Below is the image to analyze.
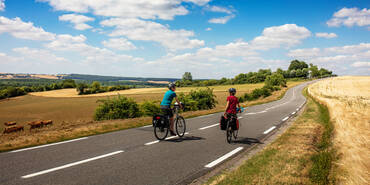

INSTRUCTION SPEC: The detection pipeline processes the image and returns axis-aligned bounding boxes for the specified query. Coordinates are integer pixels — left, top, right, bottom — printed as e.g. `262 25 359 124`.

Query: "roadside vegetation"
206 88 336 185
308 76 370 185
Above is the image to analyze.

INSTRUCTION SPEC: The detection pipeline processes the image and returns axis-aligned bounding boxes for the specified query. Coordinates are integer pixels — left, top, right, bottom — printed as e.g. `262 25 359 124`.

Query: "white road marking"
10 137 88 153
238 117 243 119
21 151 124 178
141 125 152 128
145 140 159 145
282 116 289 121
292 111 296 115
205 147 244 168
296 108 299 111
198 123 219 130
245 112 256 115
263 126 276 134
144 132 189 146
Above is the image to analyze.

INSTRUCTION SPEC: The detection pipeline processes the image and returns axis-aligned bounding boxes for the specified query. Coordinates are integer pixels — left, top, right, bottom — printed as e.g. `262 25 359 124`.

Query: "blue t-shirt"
161 90 177 106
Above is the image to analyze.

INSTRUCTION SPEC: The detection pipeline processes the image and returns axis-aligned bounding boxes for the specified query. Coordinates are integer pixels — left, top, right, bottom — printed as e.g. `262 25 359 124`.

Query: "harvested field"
0 81 303 151
308 76 370 185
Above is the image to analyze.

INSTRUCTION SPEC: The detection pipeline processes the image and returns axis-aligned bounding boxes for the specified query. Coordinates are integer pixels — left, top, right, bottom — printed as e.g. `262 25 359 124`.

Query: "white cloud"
251 24 311 50
102 38 136 51
327 7 370 28
0 16 56 41
351 62 370 67
208 14 235 24
13 47 67 62
206 5 233 14
315 32 337 39
59 14 94 30
0 0 5 11
288 43 370 75
205 27 212 31
100 18 204 51
38 0 210 20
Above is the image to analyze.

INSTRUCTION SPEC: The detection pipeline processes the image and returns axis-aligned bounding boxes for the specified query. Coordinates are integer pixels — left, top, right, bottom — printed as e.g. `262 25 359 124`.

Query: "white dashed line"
141 125 152 128
144 132 189 146
238 117 243 119
205 147 244 168
198 123 219 130
263 126 276 134
245 112 256 115
292 112 296 115
296 108 299 111
10 137 88 153
282 116 289 121
21 150 124 178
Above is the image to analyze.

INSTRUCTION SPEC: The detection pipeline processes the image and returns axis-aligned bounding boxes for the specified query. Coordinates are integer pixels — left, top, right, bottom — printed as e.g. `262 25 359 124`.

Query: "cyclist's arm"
175 96 183 109
224 100 230 116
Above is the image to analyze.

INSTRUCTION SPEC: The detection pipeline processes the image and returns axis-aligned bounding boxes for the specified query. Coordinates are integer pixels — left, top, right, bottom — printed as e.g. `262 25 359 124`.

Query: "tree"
309 63 320 78
62 79 76 88
182 72 193 81
76 83 88 95
265 73 287 87
91 81 101 93
288 60 308 71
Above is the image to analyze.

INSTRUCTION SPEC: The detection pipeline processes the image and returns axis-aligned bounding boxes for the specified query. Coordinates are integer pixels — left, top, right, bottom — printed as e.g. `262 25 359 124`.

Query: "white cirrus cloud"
206 5 234 14
315 32 337 39
327 7 370 28
208 14 235 24
102 38 136 51
351 62 370 67
100 18 204 51
0 16 56 41
59 14 94 30
38 0 210 20
251 24 311 50
0 0 5 11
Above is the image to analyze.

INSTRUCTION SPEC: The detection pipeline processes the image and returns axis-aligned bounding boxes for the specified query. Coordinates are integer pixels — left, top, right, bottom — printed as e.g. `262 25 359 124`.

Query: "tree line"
176 60 334 87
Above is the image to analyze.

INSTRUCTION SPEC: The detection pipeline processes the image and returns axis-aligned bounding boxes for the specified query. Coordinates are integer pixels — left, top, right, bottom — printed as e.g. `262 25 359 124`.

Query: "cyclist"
161 83 182 136
224 88 241 119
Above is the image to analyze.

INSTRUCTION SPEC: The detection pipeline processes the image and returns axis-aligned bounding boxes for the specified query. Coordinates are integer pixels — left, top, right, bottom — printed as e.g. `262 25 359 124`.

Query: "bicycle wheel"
226 121 233 143
175 116 186 137
154 119 168 140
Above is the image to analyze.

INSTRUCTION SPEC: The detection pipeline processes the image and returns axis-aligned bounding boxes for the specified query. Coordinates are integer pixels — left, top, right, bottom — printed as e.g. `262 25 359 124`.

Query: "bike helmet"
229 88 236 93
168 83 176 89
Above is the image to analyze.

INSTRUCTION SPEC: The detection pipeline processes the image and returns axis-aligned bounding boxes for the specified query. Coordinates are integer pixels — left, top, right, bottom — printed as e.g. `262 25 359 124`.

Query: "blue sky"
0 0 369 78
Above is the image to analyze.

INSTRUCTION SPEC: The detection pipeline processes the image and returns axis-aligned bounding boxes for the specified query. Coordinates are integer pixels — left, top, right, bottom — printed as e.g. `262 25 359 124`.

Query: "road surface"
0 81 311 185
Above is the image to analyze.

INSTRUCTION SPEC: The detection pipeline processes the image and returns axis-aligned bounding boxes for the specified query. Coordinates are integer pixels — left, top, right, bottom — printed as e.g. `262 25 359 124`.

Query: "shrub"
141 101 161 116
62 79 76 88
187 87 217 110
76 83 88 95
94 95 142 121
265 73 287 87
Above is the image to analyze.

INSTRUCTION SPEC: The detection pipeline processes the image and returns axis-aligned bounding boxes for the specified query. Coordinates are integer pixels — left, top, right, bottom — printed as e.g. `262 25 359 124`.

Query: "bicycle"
225 107 244 143
152 102 186 140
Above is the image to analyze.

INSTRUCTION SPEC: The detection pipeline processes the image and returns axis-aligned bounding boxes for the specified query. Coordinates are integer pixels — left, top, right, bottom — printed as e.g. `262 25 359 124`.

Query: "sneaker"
170 130 176 136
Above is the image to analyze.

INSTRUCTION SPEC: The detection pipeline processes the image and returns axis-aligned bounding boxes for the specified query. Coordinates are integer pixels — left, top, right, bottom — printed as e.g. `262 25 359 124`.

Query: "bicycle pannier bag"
220 116 227 130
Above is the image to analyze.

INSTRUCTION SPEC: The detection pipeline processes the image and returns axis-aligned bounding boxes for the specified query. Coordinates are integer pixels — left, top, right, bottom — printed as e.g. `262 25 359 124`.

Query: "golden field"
308 76 370 185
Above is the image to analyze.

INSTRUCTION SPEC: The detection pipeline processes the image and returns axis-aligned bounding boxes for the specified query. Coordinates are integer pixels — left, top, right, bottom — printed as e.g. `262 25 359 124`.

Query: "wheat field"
308 76 370 185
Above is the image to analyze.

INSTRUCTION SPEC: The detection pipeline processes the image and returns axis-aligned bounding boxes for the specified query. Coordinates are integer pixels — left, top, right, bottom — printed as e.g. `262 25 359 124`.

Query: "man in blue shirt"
161 83 182 136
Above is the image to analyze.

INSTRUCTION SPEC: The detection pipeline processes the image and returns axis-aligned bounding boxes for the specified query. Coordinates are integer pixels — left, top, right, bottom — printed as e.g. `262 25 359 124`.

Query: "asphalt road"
0 81 312 185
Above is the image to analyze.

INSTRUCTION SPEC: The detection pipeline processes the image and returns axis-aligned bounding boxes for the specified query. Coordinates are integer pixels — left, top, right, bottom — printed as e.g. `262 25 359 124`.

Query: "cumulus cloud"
13 47 67 62
315 32 337 39
59 14 94 30
101 18 204 51
251 24 311 50
0 16 56 41
0 0 5 11
351 62 370 67
208 14 235 24
205 27 212 31
288 43 370 75
205 5 234 14
327 7 370 28
38 0 210 20
102 38 136 51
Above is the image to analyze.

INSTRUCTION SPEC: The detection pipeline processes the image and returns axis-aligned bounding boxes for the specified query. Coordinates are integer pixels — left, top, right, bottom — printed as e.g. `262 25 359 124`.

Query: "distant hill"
0 73 179 84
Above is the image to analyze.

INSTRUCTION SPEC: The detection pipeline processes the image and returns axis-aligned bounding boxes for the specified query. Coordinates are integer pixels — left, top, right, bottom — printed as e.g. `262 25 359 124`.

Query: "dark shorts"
160 105 173 118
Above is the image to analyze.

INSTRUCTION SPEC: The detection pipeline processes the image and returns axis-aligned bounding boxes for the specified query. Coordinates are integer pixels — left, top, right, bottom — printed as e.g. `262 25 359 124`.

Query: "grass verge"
0 81 304 152
206 88 335 185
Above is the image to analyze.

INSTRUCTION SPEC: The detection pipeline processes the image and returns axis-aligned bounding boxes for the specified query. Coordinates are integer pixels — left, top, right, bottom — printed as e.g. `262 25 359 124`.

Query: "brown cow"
28 121 43 129
3 126 24 134
42 120 53 126
4 121 16 126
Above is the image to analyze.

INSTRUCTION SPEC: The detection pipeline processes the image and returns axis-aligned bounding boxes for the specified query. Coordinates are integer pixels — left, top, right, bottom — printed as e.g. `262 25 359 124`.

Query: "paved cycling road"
0 81 313 185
